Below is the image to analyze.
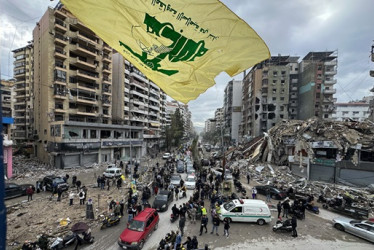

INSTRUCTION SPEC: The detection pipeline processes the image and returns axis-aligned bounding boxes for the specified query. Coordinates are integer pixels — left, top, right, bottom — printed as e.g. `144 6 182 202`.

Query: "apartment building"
224 80 242 144
12 45 34 143
298 51 338 120
112 53 166 154
25 5 144 167
214 107 224 129
241 56 298 138
369 44 374 122
332 102 370 121
1 80 15 178
204 118 216 133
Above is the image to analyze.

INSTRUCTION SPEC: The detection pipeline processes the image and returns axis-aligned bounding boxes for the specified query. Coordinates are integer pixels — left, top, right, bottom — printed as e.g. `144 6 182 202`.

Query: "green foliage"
164 108 185 150
201 128 221 145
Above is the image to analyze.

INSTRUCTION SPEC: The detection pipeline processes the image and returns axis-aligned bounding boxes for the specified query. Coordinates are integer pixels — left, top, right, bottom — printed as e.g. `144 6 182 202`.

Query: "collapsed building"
239 118 374 187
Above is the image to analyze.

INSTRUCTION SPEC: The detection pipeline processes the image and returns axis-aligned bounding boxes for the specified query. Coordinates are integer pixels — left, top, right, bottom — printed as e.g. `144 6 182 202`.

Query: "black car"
176 160 184 173
5 183 34 200
42 175 69 192
152 190 173 211
255 185 287 200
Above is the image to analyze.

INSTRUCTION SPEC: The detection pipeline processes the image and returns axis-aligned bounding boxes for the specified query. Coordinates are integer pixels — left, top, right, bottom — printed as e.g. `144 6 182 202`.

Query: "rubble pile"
241 118 374 165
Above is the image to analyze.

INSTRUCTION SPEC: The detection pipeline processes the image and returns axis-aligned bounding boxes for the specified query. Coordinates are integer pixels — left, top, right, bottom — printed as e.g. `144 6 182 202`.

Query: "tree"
163 108 185 150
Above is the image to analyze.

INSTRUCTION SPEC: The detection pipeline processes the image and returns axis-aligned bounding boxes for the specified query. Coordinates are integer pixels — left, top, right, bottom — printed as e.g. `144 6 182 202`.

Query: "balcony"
323 97 337 103
103 43 112 52
324 88 336 94
131 80 148 91
325 70 337 75
76 110 98 117
54 9 67 19
53 91 67 100
54 62 67 71
54 77 67 86
291 86 297 91
72 43 97 58
54 33 68 46
103 65 111 74
103 76 111 84
324 61 337 66
130 106 147 115
131 71 147 83
74 95 98 105
130 90 148 99
102 54 111 63
149 96 160 103
55 18 67 33
76 31 98 46
149 104 159 111
324 79 337 85
76 69 98 82
54 48 67 59
76 83 97 94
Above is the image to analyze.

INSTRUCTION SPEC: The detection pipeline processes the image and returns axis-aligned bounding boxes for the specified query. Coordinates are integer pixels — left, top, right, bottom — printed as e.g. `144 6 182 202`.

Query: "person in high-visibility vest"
201 206 207 216
215 204 221 215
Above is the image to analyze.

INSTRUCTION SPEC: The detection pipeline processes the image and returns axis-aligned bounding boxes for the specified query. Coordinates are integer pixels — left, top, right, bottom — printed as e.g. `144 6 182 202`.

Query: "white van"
219 199 272 225
103 167 122 178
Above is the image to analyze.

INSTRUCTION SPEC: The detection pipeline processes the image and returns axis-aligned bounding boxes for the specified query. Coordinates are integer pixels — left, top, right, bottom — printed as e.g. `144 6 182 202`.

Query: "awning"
150 123 160 127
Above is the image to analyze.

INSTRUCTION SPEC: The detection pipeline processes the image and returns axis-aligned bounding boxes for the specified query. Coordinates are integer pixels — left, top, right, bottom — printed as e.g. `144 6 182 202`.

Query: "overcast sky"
1 0 374 130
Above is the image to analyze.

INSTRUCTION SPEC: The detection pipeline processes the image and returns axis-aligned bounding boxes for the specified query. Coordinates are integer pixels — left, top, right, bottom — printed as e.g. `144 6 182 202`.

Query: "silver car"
332 217 374 243
170 174 182 187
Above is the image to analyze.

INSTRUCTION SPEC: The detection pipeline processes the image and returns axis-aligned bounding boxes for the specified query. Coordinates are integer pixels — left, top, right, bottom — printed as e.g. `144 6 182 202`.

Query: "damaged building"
243 118 374 187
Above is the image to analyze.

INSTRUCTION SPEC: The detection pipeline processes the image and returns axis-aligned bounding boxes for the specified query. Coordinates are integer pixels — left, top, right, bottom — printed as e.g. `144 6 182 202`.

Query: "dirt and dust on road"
5 155 158 249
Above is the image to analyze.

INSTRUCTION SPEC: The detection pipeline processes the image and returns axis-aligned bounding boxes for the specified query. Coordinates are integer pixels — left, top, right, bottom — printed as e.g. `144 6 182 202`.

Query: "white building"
204 118 216 133
332 102 370 121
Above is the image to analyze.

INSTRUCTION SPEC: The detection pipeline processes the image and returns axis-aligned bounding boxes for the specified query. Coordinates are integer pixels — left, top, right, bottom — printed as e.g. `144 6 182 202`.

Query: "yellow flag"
61 0 270 103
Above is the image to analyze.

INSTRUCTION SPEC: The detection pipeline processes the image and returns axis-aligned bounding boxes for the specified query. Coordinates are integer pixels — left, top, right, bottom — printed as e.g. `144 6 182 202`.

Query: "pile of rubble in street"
223 118 374 217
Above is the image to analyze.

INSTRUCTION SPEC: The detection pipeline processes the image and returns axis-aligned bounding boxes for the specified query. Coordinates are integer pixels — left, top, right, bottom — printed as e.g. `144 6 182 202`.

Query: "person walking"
26 186 34 201
114 202 121 216
179 215 186 236
175 187 179 200
283 200 290 218
211 214 220 236
252 187 257 199
291 215 298 237
79 189 85 205
191 206 197 224
106 178 110 191
277 201 282 219
246 172 250 184
120 199 125 216
76 180 81 192
199 215 208 236
57 186 63 202
266 187 271 203
174 231 182 250
127 205 134 223
223 217 230 238
69 191 75 206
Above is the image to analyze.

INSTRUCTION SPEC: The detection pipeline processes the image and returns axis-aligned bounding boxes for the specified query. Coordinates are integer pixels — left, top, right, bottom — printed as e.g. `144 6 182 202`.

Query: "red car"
118 208 159 249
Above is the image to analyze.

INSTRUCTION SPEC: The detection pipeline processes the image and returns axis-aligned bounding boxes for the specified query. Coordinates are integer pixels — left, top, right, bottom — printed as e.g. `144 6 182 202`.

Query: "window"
55 69 66 82
324 114 329 118
90 130 97 138
280 97 284 101
280 114 284 118
281 80 285 84
360 151 374 162
342 111 349 115
272 80 277 85
100 130 111 139
272 89 276 94
272 97 276 101
231 207 242 213
281 71 286 75
83 129 87 138
146 215 155 227
273 71 278 77
352 111 359 115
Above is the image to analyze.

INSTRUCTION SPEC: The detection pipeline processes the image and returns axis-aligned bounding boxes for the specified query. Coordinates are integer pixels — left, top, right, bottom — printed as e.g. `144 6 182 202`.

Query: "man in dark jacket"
283 200 290 218
277 201 282 219
183 236 193 250
292 215 298 237
211 214 220 235
179 215 186 236
199 215 208 235
191 236 198 249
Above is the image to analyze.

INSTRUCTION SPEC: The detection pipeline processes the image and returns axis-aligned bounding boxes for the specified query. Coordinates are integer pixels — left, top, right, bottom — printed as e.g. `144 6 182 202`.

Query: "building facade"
332 102 370 121
12 45 34 144
298 51 338 120
214 107 224 129
224 80 242 144
240 56 298 138
369 44 374 122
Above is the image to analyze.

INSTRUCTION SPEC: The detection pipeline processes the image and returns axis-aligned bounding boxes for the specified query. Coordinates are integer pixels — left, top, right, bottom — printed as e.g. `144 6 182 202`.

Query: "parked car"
5 183 35 200
176 161 184 173
118 208 159 249
255 185 287 200
186 167 195 175
42 175 69 192
332 217 374 243
170 174 182 187
201 158 210 166
152 190 173 212
103 167 122 178
185 175 196 190
162 152 171 159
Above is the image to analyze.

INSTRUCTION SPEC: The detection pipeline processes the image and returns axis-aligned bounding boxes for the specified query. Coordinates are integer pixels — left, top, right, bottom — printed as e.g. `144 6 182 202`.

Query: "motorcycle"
272 218 293 232
50 234 76 249
170 213 179 223
306 204 320 214
100 213 121 229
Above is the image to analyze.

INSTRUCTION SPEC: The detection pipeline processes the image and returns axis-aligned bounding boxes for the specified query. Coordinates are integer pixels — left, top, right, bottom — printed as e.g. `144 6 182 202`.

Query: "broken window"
314 148 337 159
272 80 277 85
268 113 275 119
272 97 276 101
268 104 276 111
69 131 79 138
360 151 374 162
83 129 87 138
280 97 285 101
273 71 278 76
280 114 284 118
101 130 111 139
280 106 284 111
114 131 123 139
90 130 97 138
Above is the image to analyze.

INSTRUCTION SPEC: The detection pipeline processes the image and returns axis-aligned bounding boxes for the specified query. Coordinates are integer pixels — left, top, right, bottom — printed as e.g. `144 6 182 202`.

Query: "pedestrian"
283 200 290 218
246 172 250 184
106 178 110 191
292 215 298 237
179 215 186 236
174 231 182 250
175 187 179 201
120 161 124 169
57 186 63 202
69 191 75 206
223 217 230 238
114 202 121 216
127 205 134 223
82 186 88 204
97 176 101 188
182 236 193 250
266 187 271 203
120 199 125 216
211 214 220 236
191 236 198 249
201 205 207 216
26 186 34 201
252 187 257 199
117 177 122 189
277 201 282 219
199 215 208 236
191 206 197 224
79 189 85 205
72 175 77 187
76 180 81 192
